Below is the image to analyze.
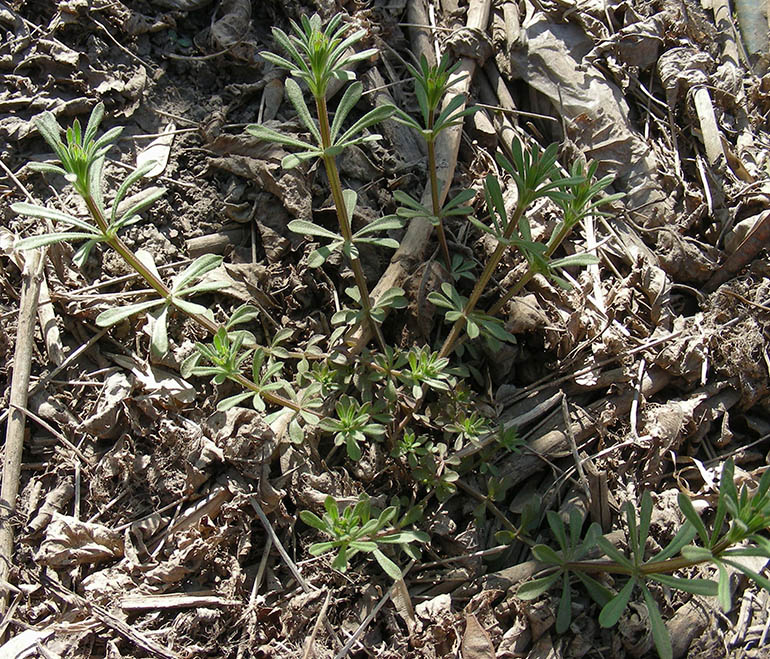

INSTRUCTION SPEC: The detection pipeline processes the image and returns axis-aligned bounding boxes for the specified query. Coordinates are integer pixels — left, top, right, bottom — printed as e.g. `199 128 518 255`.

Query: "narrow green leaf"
150 304 169 356
96 299 164 326
288 219 341 241
598 578 635 628
308 541 337 556
336 105 395 146
556 572 572 634
116 186 166 227
372 548 402 579
574 571 613 606
677 493 710 545
650 521 697 562
352 214 404 238
173 254 223 292
246 124 317 151
15 232 100 250
722 558 770 595
171 298 212 317
216 391 254 411
550 253 600 269
110 160 157 222
92 126 123 153
517 572 560 600
285 78 321 144
33 111 64 154
11 202 96 232
331 81 363 142
717 562 731 612
299 510 330 532
27 162 68 177
83 102 105 144
531 544 563 565
596 536 635 569
640 583 672 659
647 574 717 596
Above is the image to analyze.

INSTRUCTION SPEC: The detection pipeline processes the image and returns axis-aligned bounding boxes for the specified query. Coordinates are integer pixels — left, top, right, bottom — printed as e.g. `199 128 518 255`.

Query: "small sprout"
319 395 387 461
300 494 428 579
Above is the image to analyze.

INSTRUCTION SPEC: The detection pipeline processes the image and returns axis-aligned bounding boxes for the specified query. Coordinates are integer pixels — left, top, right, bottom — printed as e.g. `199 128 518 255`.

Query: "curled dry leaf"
35 514 123 567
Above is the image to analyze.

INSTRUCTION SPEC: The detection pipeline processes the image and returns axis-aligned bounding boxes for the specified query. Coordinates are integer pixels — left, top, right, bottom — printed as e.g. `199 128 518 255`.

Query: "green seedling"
300 494 429 579
519 459 770 659
13 103 300 412
393 54 477 267
248 13 403 352
319 394 388 460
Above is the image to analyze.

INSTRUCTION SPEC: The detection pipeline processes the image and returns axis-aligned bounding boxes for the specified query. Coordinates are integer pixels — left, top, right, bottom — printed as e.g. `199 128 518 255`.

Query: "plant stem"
486 218 573 317
82 194 301 413
314 95 387 353
438 198 530 358
426 135 451 269
564 535 735 577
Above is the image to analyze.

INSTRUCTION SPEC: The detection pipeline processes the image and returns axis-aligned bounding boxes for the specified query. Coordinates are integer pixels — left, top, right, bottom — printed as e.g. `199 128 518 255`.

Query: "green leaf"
331 81 363 142
83 102 105 144
116 186 166 228
575 571 613 606
641 582 672 659
349 540 378 552
27 162 68 177
288 219 341 241
647 574 717 596
72 239 98 268
285 78 321 144
308 541 337 556
300 510 330 532
556 573 572 634
110 160 157 222
92 125 123 153
173 254 223 292
336 105 395 146
11 202 97 232
532 544 564 565
639 491 653 555
96 299 164 326
172 298 213 318
324 496 339 522
15 232 101 250
598 578 635 628
352 214 404 238
550 253 600 269
717 562 731 612
596 536 634 569
33 111 64 154
677 493 710 545
342 188 357 222
650 521 697 562
150 304 169 356
216 391 254 411
377 531 429 544
246 124 318 151
722 558 770 595
308 243 342 268
517 572 560 600
372 548 402 580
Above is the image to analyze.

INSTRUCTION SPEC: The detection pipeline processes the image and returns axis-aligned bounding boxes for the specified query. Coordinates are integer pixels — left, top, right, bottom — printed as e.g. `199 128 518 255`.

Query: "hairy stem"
438 198 530 358
314 95 387 353
486 218 574 317
427 135 451 269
